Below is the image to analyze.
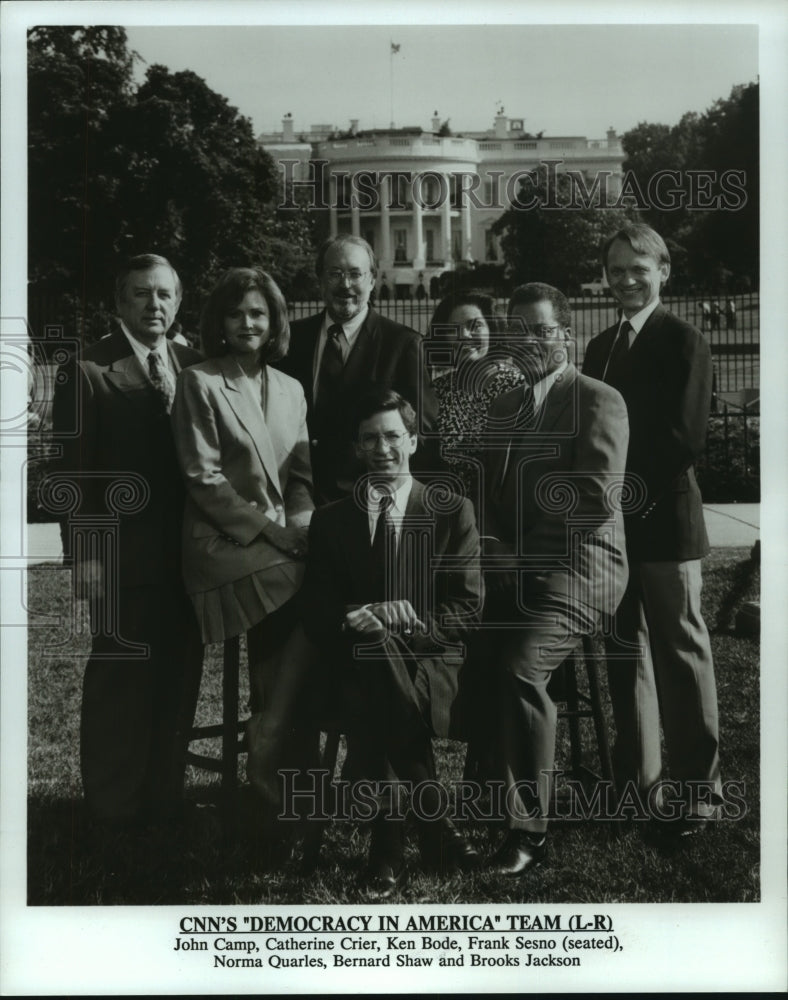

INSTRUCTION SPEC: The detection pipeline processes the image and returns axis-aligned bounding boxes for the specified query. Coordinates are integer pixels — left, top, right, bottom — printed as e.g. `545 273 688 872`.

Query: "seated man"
479 282 629 875
299 389 483 898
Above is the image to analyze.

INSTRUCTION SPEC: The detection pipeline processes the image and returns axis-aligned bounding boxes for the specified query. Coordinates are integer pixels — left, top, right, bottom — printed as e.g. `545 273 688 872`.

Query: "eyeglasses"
524 324 564 339
324 268 369 284
357 430 410 451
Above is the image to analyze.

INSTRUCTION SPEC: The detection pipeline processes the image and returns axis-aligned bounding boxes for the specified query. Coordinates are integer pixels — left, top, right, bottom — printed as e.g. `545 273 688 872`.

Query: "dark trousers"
82 584 203 823
480 591 599 835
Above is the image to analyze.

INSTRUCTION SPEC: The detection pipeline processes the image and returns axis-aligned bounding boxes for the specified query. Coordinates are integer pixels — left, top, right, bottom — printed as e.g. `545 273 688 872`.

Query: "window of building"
394 229 408 263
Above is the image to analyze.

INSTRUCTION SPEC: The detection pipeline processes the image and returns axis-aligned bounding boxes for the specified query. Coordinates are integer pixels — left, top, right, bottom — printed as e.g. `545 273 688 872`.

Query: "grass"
27 548 760 905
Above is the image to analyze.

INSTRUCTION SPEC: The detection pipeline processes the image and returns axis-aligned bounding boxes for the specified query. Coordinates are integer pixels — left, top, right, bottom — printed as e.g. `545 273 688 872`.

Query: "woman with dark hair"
429 289 525 508
171 267 314 761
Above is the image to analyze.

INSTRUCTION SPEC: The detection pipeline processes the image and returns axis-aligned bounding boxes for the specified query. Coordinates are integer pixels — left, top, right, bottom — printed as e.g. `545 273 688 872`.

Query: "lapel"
628 302 667 361
342 308 381 386
103 329 150 395
535 363 578 436
217 355 283 501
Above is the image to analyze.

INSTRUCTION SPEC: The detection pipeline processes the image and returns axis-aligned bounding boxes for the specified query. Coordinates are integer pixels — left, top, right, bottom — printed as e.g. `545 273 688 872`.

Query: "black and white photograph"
1 0 786 994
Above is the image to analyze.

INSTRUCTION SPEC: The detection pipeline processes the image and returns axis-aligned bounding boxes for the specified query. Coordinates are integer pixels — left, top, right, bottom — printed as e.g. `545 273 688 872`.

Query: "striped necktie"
603 320 632 386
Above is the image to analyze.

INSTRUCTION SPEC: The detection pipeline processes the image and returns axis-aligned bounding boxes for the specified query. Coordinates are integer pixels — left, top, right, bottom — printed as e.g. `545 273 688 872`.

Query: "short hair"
508 282 572 329
428 289 501 339
316 235 378 278
199 267 290 363
352 388 417 438
602 223 671 269
115 253 182 304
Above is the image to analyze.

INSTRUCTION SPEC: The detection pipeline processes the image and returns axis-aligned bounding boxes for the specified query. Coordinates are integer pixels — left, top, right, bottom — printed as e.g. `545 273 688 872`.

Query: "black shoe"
486 830 546 877
361 856 406 900
418 818 479 874
651 815 713 849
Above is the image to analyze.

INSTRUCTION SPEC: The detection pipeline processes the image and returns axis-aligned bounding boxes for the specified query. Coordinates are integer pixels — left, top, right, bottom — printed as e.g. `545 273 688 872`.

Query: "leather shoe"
419 818 479 874
486 831 546 877
652 815 712 848
361 857 406 900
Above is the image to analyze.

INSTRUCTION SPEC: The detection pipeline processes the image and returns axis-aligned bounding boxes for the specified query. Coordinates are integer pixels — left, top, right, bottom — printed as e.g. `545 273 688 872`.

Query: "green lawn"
27 548 760 905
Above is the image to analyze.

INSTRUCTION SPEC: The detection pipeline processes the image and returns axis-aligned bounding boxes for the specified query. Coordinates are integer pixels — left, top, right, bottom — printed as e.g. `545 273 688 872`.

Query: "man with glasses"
477 282 629 875
281 235 438 504
300 389 482 898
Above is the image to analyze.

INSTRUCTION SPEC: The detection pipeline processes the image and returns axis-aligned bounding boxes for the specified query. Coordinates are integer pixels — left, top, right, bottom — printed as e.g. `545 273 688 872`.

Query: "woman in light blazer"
171 267 314 737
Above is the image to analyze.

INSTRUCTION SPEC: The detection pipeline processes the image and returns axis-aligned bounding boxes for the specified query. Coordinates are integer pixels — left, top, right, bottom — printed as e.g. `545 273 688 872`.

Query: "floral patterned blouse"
432 362 526 509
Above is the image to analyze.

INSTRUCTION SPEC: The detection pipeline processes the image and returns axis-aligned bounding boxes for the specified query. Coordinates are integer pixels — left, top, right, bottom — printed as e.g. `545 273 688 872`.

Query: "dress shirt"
311 306 369 399
617 298 661 347
365 476 413 544
120 321 174 376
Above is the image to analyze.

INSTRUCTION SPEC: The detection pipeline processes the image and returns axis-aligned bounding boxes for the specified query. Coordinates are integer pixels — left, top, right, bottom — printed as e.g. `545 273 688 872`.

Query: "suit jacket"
278 308 440 502
301 479 482 737
582 304 711 561
170 356 314 594
51 328 202 587
483 363 629 615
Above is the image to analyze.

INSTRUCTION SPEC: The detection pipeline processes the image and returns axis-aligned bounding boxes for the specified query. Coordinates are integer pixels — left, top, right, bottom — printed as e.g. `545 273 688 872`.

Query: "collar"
321 305 369 348
120 321 171 371
620 298 660 341
531 359 568 410
367 476 413 521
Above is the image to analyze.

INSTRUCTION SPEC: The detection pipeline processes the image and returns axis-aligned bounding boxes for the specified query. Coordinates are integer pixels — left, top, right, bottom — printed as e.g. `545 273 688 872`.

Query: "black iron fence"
288 293 759 394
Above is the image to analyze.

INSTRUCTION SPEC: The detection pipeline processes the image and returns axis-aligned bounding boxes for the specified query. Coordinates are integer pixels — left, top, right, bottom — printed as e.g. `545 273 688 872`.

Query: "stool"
185 635 246 829
548 634 616 795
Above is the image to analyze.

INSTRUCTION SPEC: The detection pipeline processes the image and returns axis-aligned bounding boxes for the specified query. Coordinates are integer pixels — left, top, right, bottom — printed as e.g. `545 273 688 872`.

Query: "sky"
122 22 759 140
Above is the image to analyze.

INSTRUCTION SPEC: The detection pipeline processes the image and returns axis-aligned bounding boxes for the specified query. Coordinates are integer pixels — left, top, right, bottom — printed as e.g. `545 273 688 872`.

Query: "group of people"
53 223 722 899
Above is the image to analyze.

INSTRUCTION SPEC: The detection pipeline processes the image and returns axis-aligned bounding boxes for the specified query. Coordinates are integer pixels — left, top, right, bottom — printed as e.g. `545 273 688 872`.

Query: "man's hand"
344 605 386 636
367 600 426 635
74 558 103 603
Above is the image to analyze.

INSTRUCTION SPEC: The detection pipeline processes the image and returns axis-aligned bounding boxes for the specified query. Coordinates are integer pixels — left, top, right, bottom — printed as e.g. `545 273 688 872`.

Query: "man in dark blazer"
300 389 482 898
582 224 722 840
279 235 439 504
51 254 203 833
479 283 629 875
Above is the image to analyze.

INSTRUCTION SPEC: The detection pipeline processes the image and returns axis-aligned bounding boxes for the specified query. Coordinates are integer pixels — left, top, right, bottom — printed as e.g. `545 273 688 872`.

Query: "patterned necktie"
147 350 175 413
603 320 632 386
316 323 345 407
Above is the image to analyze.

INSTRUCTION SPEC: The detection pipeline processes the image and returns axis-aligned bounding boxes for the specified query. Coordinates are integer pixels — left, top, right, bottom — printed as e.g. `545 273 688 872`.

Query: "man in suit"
51 254 204 833
582 224 722 840
280 235 439 504
300 389 482 898
479 283 629 875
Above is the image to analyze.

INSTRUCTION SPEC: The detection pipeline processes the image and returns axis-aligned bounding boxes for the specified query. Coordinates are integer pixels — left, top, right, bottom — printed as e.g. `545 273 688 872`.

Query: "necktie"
316 323 345 407
147 350 175 413
603 320 632 386
370 490 396 598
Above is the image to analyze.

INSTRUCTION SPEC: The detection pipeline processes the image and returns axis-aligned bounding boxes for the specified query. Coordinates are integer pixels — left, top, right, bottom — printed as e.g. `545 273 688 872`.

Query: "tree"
621 83 759 287
28 26 137 338
28 28 319 343
492 165 632 289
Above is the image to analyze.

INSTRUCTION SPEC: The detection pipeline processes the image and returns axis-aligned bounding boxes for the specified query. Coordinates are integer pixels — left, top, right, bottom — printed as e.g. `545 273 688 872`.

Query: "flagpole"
389 42 394 128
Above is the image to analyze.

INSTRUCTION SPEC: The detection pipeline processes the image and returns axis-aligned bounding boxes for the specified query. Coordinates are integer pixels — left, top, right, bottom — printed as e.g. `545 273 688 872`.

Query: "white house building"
259 111 624 296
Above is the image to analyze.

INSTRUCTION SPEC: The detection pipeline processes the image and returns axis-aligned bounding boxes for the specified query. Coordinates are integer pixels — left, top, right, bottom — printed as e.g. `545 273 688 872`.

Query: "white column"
441 175 452 264
379 175 392 268
351 200 360 237
462 197 473 261
411 194 425 269
329 174 338 237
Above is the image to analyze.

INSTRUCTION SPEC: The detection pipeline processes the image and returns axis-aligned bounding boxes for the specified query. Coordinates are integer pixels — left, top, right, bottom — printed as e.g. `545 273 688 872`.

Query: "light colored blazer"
483 363 629 615
171 355 314 594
